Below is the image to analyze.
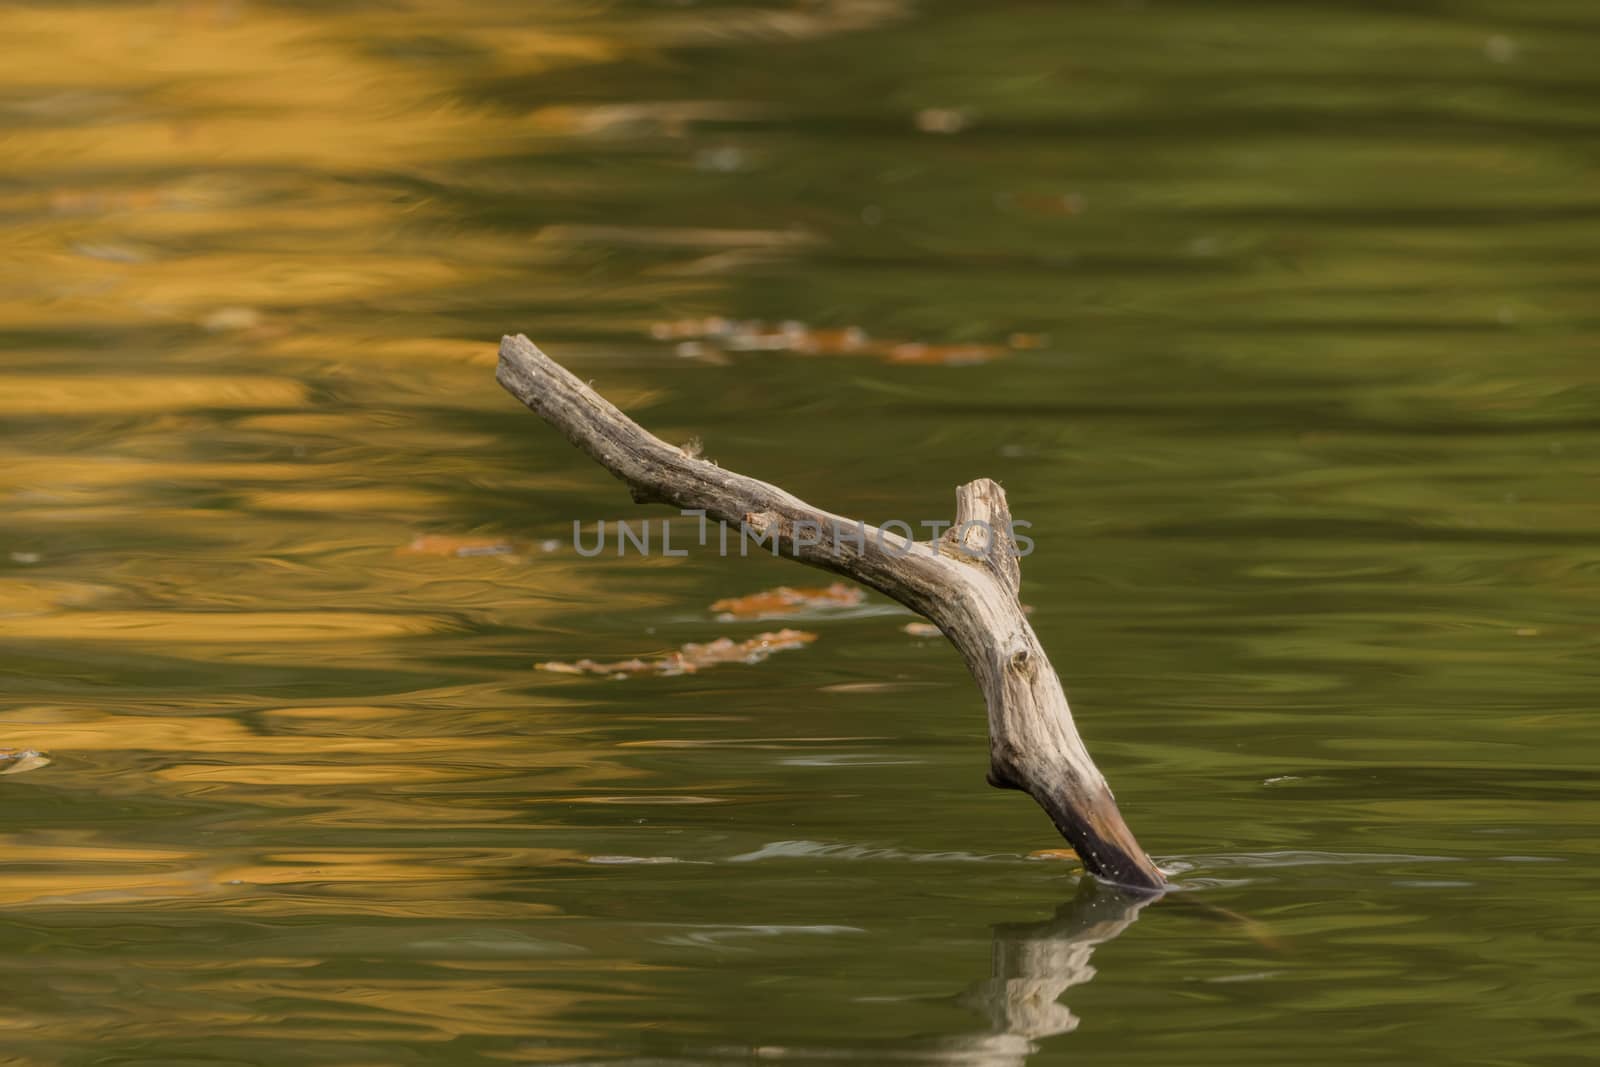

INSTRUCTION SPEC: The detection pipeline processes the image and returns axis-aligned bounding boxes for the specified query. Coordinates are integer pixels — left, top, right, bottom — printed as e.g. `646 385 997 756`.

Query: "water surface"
2 1 1598 1063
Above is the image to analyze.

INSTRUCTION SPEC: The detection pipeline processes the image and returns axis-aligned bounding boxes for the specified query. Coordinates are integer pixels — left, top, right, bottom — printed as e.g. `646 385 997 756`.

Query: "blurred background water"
2 0 1598 1063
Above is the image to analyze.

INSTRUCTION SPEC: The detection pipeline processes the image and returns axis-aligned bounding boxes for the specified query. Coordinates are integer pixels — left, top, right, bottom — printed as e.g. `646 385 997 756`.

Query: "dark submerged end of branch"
1035 783 1167 892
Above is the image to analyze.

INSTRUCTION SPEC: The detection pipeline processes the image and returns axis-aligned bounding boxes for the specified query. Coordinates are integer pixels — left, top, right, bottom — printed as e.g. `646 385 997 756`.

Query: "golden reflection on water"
0 691 636 916
0 375 307 414
0 0 856 349
3 3 615 170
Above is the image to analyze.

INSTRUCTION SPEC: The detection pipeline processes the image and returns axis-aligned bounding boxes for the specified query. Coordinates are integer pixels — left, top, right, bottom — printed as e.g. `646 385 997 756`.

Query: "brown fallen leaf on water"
914 107 973 134
649 317 1023 366
711 582 863 620
201 306 263 333
788 326 872 355
397 534 517 558
883 341 1005 366
902 622 941 638
0 749 51 775
1027 848 1081 862
539 629 816 678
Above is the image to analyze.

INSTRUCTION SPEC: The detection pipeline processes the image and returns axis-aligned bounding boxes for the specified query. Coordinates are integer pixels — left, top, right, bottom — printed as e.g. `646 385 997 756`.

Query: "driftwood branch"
497 334 1165 890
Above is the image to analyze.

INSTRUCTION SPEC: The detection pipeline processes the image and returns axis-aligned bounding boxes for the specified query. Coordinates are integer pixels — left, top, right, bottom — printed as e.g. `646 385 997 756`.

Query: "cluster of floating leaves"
539 629 816 678
536 581 943 679
650 317 1047 366
710 582 864 621
407 559 942 683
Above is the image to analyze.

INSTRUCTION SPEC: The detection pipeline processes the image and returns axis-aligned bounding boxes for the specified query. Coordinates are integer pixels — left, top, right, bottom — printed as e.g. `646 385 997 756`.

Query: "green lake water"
2 1 1598 1062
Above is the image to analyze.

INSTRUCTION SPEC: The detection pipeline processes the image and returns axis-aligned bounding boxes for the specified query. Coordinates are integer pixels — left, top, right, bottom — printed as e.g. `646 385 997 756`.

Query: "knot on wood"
742 510 781 535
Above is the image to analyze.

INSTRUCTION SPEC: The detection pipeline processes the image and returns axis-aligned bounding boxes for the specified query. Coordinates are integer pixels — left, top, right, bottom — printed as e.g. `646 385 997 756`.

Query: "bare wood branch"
497 334 1165 890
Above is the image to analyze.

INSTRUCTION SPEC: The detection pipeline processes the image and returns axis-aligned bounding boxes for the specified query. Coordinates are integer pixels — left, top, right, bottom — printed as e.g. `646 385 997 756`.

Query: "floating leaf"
648 317 1027 366
0 749 51 776
710 583 863 621
914 107 973 134
1027 848 1080 863
883 342 1004 366
398 534 517 558
539 629 816 678
201 306 263 333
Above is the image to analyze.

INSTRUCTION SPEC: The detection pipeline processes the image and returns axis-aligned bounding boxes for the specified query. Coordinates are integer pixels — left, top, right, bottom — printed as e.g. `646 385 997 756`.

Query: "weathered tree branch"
497 334 1165 890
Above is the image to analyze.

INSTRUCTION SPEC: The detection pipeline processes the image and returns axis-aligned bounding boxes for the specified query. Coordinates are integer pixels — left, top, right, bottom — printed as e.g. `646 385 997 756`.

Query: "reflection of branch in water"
673 879 1154 1067
946 879 1155 1066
